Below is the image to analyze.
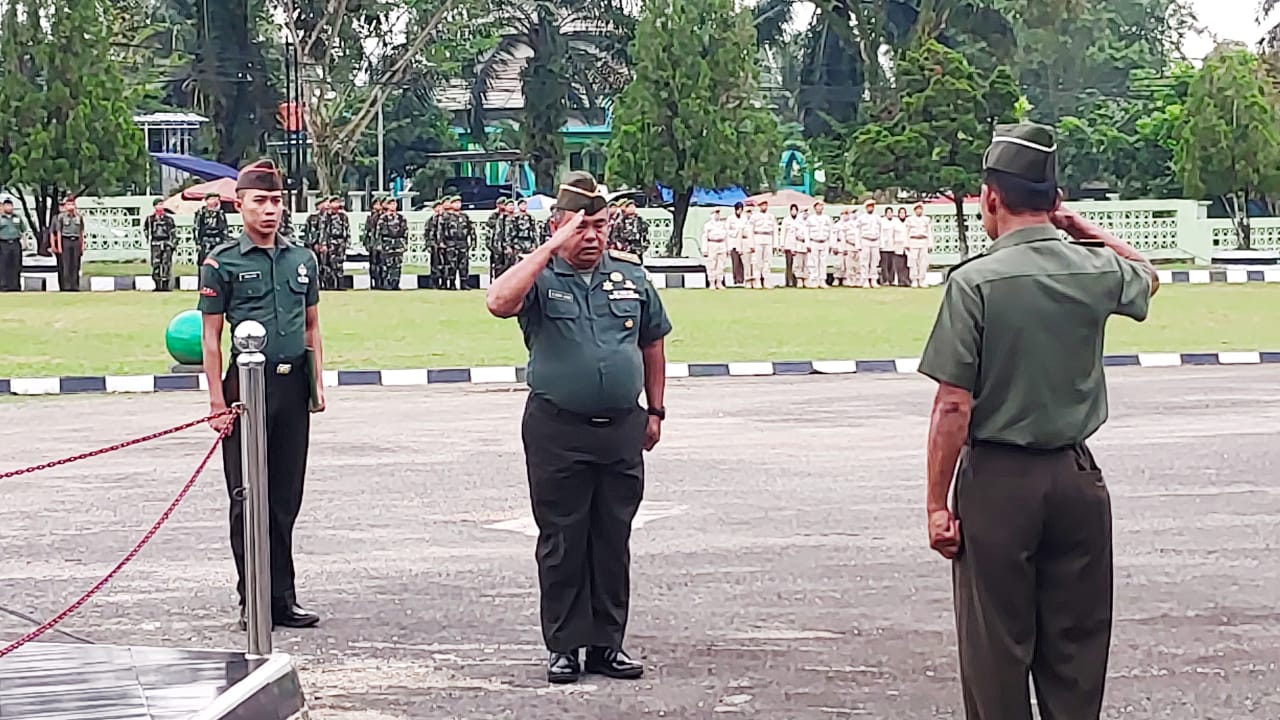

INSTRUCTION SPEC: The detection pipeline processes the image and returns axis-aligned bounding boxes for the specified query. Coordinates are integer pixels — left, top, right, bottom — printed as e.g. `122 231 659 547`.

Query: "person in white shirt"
855 198 882 289
804 201 834 289
903 202 934 288
747 199 777 289
781 204 805 288
836 209 859 287
727 202 748 286
700 208 730 289
891 207 911 286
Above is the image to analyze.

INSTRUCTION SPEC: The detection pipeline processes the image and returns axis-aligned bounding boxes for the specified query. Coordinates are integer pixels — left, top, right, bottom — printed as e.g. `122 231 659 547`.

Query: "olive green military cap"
556 171 607 215
983 123 1057 184
236 158 283 192
153 198 164 206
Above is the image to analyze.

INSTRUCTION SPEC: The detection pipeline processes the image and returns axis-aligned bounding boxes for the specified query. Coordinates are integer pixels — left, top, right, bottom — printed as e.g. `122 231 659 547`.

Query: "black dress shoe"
584 646 644 679
272 603 320 628
547 651 581 684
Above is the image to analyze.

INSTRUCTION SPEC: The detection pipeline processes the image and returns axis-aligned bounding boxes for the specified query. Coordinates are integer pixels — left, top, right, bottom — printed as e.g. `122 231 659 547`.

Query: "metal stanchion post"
233 320 272 657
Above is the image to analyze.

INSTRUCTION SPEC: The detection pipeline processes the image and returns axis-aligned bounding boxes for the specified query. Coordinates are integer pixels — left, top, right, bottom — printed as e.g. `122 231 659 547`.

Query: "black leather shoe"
547 651 581 684
272 603 320 628
584 647 644 679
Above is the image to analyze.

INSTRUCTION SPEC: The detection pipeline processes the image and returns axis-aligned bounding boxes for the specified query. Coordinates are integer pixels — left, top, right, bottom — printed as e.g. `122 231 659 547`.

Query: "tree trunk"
312 138 342 196
670 188 694 257
1240 188 1252 250
953 190 969 259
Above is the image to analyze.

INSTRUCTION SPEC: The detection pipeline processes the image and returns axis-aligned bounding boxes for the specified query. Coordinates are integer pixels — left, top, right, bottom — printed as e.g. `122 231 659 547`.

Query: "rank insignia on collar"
602 281 615 291
608 249 641 265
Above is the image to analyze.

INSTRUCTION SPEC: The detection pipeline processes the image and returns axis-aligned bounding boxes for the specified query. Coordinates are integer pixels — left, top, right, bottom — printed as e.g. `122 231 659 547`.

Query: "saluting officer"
918 123 1159 720
486 171 672 685
199 158 327 631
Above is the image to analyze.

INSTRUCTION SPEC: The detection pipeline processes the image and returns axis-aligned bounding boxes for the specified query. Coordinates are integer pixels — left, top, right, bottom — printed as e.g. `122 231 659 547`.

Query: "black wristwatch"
646 406 666 421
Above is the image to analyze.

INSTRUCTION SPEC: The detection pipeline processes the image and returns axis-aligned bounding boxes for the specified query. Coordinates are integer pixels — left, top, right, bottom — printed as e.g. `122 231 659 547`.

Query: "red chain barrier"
0 406 243 659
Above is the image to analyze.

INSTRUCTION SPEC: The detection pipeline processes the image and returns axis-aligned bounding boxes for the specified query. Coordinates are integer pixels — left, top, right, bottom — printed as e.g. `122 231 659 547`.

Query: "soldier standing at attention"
364 194 385 289
486 198 511 280
803 201 832 289
726 202 747 287
746 199 776 289
443 195 475 290
699 207 729 290
0 197 27 292
303 197 329 285
145 198 178 291
51 196 85 292
376 197 409 290
199 158 326 631
485 171 671 685
509 198 540 258
904 202 934 288
325 195 351 290
780 204 803 288
621 200 651 259
194 192 230 266
918 123 1158 720
838 209 861 287
855 198 881 289
424 199 443 288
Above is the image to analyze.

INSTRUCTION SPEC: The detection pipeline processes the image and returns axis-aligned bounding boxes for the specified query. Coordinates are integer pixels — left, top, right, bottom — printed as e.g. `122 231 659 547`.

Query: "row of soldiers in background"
425 195 476 290
148 193 234 292
700 199 935 290
607 198 652 259
485 197 542 279
363 195 410 289
303 196 353 290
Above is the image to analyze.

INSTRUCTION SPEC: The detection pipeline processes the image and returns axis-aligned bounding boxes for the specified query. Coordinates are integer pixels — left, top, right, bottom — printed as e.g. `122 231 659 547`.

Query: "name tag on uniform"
547 289 573 302
238 271 261 281
608 290 641 301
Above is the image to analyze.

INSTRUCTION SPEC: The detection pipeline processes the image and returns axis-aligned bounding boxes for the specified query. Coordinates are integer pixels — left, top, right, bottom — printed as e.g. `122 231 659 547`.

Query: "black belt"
533 394 635 427
969 437 1082 455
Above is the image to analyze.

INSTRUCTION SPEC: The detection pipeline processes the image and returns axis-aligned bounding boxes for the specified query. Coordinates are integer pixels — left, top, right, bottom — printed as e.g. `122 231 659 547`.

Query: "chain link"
0 407 241 481
0 406 243 659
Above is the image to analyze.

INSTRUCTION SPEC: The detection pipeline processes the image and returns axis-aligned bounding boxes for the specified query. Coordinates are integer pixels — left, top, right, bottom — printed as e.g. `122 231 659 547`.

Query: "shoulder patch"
202 257 219 268
608 249 642 265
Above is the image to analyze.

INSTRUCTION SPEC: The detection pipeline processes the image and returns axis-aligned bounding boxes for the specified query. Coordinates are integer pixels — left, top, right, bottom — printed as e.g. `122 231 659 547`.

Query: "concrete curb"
17 267 1280 292
5 351 1278 397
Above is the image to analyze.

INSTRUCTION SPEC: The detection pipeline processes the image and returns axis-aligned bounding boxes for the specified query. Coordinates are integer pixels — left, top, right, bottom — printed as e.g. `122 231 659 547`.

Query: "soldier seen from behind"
194 192 230 266
145 198 178 291
918 122 1159 720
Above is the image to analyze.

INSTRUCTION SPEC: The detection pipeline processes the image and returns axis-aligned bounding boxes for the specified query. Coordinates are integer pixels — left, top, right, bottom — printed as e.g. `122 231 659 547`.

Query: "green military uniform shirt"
918 224 1152 449
519 250 673 415
0 214 23 241
56 212 84 238
197 233 320 364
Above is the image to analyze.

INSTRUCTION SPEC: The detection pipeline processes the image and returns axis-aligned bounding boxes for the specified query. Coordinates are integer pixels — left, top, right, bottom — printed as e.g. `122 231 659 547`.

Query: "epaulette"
608 249 641 265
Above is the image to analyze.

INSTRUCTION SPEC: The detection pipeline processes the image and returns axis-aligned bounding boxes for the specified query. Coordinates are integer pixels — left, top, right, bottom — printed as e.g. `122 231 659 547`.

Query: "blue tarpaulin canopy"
656 184 747 207
150 153 240 181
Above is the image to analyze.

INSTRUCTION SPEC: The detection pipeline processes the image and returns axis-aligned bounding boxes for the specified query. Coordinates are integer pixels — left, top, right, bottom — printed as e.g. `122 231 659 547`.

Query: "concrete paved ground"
1 367 1277 719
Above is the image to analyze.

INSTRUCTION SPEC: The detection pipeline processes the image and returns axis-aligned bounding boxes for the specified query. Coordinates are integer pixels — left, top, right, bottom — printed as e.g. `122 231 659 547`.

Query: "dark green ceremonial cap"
555 171 607 215
236 158 283 192
983 123 1057 184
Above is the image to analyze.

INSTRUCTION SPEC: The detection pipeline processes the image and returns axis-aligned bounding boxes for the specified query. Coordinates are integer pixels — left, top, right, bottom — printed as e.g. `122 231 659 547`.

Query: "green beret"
556 171 607 215
204 192 221 200
236 159 283 192
153 198 164 206
984 123 1057 185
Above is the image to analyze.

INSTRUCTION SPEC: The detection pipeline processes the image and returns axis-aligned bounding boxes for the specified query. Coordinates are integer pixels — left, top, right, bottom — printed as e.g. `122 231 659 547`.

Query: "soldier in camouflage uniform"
324 195 352 290
193 192 229 266
621 200 652 259
144 198 177 291
364 194 386 289
442 195 475 290
486 198 513 280
376 197 409 290
425 199 444 289
508 198 539 259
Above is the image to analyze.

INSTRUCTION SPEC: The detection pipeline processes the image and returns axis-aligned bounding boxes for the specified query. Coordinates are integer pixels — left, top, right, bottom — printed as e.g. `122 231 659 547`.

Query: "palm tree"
468 0 634 193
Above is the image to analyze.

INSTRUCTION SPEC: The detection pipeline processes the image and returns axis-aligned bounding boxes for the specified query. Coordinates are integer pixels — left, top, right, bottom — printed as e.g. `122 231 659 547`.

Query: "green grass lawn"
78 261 453 277
0 285 1276 377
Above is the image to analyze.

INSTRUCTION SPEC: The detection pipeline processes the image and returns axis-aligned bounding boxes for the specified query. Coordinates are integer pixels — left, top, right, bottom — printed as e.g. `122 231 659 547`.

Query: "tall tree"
278 0 490 193
467 0 633 194
846 40 1019 257
0 0 148 248
607 0 781 249
1176 43 1280 250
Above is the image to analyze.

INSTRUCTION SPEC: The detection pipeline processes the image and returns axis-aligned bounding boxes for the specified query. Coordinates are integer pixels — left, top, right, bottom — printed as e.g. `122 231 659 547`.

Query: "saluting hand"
1049 208 1098 241
928 508 962 560
545 210 584 251
644 416 661 451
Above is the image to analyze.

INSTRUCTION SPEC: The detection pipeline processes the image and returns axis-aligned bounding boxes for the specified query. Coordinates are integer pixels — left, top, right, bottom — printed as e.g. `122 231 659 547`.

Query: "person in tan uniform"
855 199 882 289
780 204 804 288
904 202 933 287
804 201 833 289
835 209 859 287
747 199 777 289
879 206 900 285
727 202 747 286
700 208 730 289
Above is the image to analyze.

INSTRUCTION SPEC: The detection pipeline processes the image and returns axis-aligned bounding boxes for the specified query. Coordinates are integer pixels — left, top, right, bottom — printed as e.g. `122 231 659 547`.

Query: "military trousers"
368 247 384 289
522 394 645 654
859 244 880 287
382 251 404 289
56 238 82 291
220 361 312 608
703 241 727 287
749 241 773 285
953 440 1113 720
442 242 469 290
0 240 21 291
806 243 829 287
151 242 174 291
783 249 795 287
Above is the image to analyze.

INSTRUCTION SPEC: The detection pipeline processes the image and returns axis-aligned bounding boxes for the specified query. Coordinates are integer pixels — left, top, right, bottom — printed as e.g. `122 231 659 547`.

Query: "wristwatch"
646 406 666 421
